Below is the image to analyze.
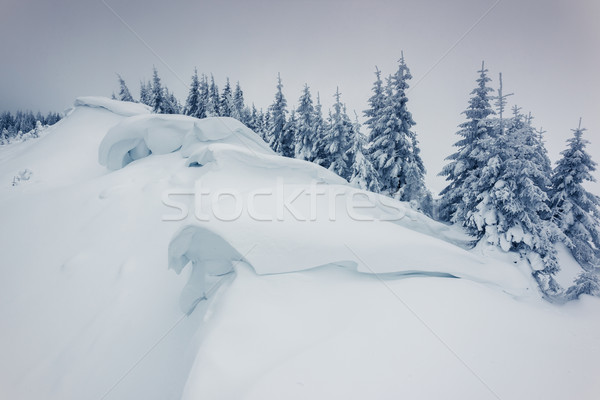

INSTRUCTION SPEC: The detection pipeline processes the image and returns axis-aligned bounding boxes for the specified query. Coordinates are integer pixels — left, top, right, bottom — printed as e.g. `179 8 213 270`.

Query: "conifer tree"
184 68 202 117
150 67 165 113
267 73 289 155
219 78 233 117
439 62 496 222
322 88 352 180
349 112 380 192
117 74 134 102
295 84 317 161
550 120 600 267
207 74 220 117
312 93 327 166
140 80 152 105
468 108 563 293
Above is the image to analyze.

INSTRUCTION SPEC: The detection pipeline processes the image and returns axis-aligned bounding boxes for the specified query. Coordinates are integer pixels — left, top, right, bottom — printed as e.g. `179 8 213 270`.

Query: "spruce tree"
150 67 165 113
295 84 317 161
439 62 496 222
197 74 210 119
349 112 380 192
281 109 298 158
140 80 152 105
184 68 202 117
468 108 563 293
219 78 233 117
117 74 134 102
312 93 327 166
207 74 220 117
550 120 600 267
232 81 249 124
267 73 289 155
322 88 352 180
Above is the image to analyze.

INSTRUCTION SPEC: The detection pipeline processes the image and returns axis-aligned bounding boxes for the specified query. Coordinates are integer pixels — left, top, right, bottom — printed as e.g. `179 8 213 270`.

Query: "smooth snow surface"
0 98 598 400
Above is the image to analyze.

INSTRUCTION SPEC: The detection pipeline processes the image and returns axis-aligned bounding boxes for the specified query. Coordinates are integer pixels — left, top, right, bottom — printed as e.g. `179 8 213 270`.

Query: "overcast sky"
1 0 598 194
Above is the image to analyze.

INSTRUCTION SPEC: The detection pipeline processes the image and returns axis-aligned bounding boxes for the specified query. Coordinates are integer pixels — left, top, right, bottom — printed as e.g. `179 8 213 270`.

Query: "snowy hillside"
0 97 598 400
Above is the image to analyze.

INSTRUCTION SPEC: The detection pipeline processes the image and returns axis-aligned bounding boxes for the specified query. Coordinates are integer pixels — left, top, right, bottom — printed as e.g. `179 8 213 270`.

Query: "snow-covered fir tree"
400 135 432 215
207 75 220 117
262 109 272 144
294 84 317 161
117 74 134 102
183 68 202 118
565 271 600 300
468 108 562 294
349 112 380 192
550 120 600 268
439 62 496 222
219 78 234 117
267 73 290 156
232 81 249 124
321 88 352 180
282 109 299 158
150 67 165 113
139 80 152 106
162 89 181 114
312 93 328 166
367 55 425 201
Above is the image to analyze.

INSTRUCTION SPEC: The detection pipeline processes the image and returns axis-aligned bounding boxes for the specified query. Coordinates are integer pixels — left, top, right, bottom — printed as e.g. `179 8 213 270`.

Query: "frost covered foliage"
294 84 318 162
116 74 134 102
321 89 353 180
565 271 600 300
349 115 381 192
550 122 600 268
364 56 428 205
268 74 293 157
466 110 562 294
439 62 496 222
0 111 60 145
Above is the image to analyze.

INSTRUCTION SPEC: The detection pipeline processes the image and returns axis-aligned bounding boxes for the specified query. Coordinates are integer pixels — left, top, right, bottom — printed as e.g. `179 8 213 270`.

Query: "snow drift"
0 97 598 400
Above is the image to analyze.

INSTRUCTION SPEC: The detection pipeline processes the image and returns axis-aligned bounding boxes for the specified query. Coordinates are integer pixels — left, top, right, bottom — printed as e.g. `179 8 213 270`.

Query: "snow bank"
73 96 152 117
98 115 271 170
186 143 346 185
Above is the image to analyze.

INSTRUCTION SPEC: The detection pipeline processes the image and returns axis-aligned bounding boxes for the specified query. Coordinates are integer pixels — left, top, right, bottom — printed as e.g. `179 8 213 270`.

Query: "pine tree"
207 74 220 117
219 78 233 117
117 74 135 102
267 73 289 155
281 109 298 158
468 108 563 293
197 74 210 119
295 84 317 161
550 120 600 267
565 271 600 300
184 68 202 117
349 112 380 192
439 62 496 222
312 93 327 166
150 67 165 113
392 54 427 204
232 81 249 124
322 88 352 180
363 66 386 142
140 80 152 105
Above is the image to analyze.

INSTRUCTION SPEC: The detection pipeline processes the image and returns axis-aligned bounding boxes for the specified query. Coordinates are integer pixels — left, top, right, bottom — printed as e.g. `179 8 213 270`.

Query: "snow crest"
98 115 271 170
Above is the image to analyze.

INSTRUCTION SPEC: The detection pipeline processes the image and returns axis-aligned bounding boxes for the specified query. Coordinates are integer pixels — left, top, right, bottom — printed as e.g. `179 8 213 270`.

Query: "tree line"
114 60 599 300
0 110 61 145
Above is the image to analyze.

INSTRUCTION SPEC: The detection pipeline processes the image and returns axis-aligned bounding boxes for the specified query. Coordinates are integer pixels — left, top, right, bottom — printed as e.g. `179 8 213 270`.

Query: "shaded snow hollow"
0 97 597 400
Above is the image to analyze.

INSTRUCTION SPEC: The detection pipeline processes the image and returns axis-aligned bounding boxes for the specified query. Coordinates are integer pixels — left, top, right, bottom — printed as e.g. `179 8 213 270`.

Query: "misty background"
1 0 598 194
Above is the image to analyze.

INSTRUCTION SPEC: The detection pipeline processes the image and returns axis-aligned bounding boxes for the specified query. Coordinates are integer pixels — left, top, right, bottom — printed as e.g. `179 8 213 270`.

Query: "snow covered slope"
0 97 598 400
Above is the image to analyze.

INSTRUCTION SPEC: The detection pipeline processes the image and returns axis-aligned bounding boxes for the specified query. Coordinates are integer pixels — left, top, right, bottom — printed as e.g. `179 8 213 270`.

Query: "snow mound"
98 115 271 170
186 143 346 184
73 96 152 117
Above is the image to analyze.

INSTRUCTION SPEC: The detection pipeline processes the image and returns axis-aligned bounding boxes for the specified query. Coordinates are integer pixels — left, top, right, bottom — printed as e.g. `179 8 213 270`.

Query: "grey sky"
1 0 598 194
